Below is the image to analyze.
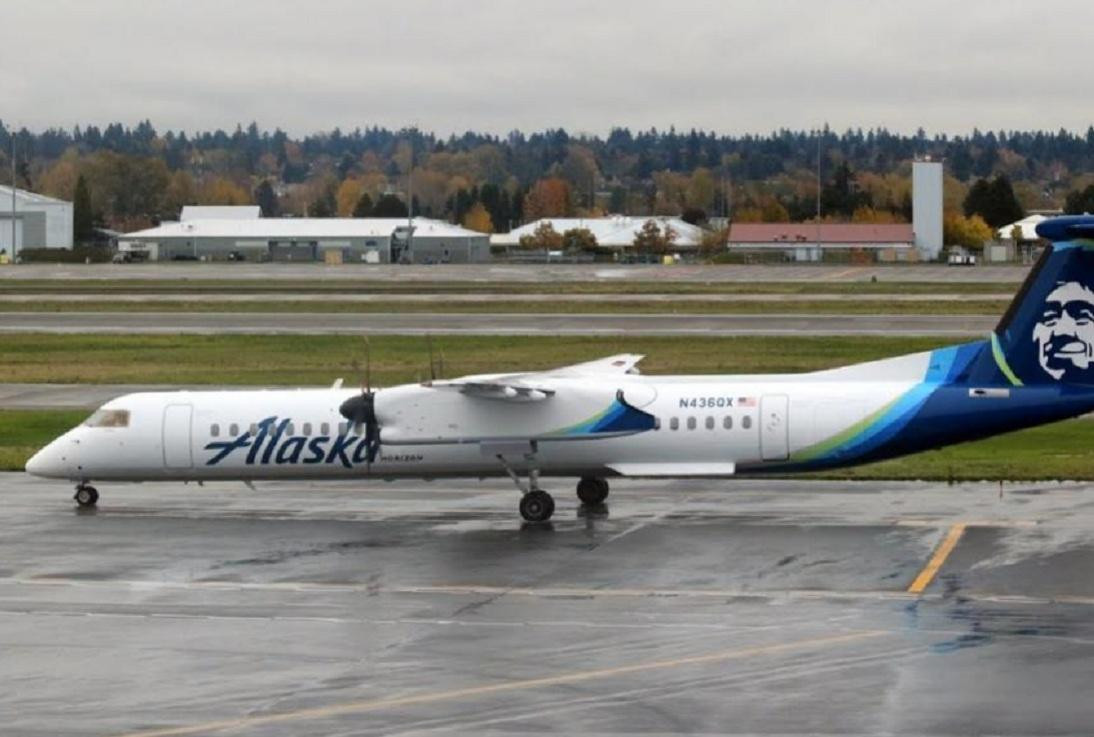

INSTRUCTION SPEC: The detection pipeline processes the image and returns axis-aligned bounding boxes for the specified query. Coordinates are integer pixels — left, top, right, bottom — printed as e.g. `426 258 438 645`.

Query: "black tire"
520 490 554 522
74 485 99 507
576 477 609 506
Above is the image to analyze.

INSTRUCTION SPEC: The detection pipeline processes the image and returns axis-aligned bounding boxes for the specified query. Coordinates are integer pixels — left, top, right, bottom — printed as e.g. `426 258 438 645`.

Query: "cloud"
2 0 1090 136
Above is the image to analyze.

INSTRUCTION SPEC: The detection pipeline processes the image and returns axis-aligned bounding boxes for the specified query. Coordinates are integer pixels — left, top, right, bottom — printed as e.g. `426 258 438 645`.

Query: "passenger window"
687 417 697 431
339 422 349 435
705 416 714 430
249 423 258 435
85 409 130 428
742 415 753 429
286 423 295 436
321 422 330 436
230 423 239 436
669 417 679 431
210 423 220 437
723 416 732 430
302 422 312 436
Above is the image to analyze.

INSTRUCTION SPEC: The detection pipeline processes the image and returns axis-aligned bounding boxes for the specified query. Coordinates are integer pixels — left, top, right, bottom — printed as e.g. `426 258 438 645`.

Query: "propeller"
339 337 380 463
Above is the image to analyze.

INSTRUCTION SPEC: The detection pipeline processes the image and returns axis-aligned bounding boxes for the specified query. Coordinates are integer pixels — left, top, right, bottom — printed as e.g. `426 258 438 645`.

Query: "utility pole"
405 128 414 263
10 133 16 265
815 128 822 259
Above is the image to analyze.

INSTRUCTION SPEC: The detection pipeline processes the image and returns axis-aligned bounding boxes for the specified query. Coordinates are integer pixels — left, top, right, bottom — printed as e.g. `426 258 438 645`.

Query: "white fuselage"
26 361 923 483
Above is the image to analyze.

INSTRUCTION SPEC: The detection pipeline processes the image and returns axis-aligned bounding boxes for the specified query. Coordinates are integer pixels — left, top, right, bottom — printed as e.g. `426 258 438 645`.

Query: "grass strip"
0 334 951 385
0 299 1011 315
0 279 1021 296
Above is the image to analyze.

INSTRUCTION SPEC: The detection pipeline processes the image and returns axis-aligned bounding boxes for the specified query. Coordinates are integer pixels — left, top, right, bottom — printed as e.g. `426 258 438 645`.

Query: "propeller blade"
427 334 436 382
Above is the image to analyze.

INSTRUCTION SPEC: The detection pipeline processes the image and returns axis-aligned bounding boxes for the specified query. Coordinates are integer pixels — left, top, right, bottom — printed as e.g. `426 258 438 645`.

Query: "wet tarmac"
0 311 995 336
2 474 1093 735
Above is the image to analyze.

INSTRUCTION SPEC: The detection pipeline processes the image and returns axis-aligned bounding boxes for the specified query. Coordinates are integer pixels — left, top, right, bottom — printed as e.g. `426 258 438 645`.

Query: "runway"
3 474 1094 735
0 311 997 336
1 262 1031 283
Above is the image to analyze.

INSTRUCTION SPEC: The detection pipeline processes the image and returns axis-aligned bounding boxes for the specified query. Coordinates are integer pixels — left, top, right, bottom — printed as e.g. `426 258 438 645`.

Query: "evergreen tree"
253 180 279 217
73 174 94 245
963 175 1024 228
372 193 408 217
1064 184 1094 215
352 192 374 217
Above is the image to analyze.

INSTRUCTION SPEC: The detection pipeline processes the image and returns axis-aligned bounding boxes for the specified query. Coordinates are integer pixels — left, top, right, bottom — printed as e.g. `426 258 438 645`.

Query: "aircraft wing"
424 354 644 403
427 378 556 402
548 353 645 376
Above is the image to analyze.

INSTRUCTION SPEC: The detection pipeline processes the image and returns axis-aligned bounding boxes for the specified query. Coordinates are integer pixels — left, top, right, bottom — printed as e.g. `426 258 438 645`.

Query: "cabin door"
760 394 789 461
162 404 194 469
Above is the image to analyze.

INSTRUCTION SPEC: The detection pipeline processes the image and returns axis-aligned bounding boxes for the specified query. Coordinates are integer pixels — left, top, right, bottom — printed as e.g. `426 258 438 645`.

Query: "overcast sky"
1 0 1089 138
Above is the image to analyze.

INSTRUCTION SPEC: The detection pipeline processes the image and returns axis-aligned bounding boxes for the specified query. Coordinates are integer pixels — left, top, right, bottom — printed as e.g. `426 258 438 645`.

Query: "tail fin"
991 215 1094 385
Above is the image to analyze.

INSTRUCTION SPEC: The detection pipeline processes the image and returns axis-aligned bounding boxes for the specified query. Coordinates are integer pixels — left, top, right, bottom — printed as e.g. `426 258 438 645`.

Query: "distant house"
728 223 916 262
491 216 704 250
995 214 1051 242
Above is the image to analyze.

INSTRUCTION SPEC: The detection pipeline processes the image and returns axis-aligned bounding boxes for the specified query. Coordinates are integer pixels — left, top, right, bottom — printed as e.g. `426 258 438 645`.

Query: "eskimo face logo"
1032 281 1094 380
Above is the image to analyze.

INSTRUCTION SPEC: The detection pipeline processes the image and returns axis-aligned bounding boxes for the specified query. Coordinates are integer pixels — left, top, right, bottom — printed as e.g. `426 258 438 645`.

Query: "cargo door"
162 404 194 469
760 394 789 461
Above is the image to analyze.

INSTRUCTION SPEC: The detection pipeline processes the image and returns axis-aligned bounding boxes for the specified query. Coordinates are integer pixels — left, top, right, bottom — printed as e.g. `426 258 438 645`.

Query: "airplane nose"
25 442 66 478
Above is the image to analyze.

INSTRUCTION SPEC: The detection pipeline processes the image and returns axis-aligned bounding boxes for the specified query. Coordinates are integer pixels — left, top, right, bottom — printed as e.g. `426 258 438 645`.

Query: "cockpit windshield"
84 409 130 428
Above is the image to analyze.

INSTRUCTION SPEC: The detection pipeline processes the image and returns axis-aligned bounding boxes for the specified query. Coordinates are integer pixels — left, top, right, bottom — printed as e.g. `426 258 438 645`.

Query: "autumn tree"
944 213 994 250
518 221 563 250
336 178 364 216
462 202 494 233
307 181 337 217
561 227 598 253
202 177 250 205
523 178 572 220
632 219 676 256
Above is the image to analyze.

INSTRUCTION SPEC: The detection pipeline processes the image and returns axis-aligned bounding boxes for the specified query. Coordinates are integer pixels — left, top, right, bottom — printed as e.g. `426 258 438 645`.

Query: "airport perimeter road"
2 476 1093 735
0 311 997 336
0 262 1032 283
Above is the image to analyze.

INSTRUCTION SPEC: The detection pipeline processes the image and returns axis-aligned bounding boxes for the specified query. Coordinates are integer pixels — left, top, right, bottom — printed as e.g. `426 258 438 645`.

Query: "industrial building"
0 185 74 256
490 216 704 251
728 223 916 261
729 159 943 262
118 213 490 263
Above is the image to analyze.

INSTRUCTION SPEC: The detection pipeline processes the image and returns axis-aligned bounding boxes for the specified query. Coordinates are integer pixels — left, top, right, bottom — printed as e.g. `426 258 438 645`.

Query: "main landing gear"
495 444 555 523
576 477 609 506
74 484 99 508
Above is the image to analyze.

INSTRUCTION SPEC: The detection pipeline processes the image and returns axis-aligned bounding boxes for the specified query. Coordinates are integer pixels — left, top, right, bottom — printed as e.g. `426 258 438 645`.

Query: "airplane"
24 216 1094 522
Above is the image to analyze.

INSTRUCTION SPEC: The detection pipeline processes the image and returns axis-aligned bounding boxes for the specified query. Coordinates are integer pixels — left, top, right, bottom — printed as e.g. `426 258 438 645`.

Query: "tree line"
3 120 1094 245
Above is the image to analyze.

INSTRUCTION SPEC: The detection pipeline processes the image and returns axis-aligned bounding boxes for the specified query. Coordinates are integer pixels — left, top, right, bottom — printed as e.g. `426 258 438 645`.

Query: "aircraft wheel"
74 485 99 508
576 477 609 506
520 490 554 522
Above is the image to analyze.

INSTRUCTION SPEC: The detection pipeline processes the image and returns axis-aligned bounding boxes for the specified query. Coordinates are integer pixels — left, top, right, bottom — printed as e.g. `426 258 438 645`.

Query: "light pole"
9 132 15 264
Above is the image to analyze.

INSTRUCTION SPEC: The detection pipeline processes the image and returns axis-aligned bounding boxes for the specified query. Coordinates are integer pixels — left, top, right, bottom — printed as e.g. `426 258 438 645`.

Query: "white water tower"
913 160 943 259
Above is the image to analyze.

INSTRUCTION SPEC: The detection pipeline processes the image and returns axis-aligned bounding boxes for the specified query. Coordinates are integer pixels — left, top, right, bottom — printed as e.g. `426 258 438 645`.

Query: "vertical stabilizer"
992 216 1094 385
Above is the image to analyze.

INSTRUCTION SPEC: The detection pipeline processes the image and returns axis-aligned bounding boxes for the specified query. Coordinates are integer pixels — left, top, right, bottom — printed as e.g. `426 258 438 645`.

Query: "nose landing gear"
74 484 99 508
576 477 609 506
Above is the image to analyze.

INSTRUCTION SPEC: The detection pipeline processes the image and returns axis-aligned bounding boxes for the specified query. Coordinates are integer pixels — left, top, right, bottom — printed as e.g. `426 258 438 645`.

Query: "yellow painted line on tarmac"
907 523 967 594
114 629 887 737
824 266 864 281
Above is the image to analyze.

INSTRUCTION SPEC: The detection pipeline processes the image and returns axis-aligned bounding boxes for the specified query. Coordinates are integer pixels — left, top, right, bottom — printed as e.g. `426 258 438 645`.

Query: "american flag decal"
737 397 757 407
